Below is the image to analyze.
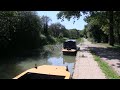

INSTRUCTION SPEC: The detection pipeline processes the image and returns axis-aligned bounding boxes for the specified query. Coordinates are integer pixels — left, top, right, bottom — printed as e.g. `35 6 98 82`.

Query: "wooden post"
35 64 37 69
66 65 69 71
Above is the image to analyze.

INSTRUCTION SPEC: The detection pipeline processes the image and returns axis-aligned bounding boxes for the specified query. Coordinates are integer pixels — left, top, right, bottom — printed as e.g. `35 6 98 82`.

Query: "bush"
47 35 56 44
40 34 47 45
56 37 68 43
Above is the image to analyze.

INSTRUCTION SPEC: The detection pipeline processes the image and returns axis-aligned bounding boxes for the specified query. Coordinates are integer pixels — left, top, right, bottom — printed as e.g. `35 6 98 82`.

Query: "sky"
37 11 87 30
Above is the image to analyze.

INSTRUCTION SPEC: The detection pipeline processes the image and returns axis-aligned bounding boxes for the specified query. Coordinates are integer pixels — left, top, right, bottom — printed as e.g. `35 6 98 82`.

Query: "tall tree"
0 11 44 52
108 11 114 46
49 22 66 37
57 11 115 46
41 16 52 36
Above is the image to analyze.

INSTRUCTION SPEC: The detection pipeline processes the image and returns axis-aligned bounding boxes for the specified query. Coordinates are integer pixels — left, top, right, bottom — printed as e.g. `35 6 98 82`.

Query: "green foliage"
47 35 56 44
49 22 66 38
79 30 84 37
57 11 120 46
62 29 70 38
57 11 81 22
68 29 81 39
0 11 52 56
76 38 84 44
41 15 52 36
56 37 68 43
39 34 47 45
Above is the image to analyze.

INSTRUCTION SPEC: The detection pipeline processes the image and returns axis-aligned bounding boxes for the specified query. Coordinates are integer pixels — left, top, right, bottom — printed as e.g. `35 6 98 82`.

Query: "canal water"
0 44 76 79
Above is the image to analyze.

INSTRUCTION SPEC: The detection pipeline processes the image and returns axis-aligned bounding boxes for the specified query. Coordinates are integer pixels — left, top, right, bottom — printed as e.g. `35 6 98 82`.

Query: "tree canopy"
57 11 119 46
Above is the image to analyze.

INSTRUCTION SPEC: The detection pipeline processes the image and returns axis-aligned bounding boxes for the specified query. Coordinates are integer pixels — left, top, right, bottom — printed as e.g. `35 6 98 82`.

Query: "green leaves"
49 22 66 38
57 11 81 22
57 11 120 45
0 11 44 51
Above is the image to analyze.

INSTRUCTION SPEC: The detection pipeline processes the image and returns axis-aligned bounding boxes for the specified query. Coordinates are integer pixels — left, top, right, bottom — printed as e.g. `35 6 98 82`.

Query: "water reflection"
63 55 75 75
0 44 75 79
48 57 64 66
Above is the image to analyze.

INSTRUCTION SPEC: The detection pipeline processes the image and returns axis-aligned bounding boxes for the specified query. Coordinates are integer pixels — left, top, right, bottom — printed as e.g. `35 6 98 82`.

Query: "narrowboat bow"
13 65 70 79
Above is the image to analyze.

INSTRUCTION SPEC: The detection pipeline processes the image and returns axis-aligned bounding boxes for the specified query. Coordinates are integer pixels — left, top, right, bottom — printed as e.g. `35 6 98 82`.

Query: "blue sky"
37 11 87 30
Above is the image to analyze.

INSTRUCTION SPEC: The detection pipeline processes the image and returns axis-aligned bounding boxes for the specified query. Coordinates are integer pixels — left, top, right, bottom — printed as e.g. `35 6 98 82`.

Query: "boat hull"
62 48 77 56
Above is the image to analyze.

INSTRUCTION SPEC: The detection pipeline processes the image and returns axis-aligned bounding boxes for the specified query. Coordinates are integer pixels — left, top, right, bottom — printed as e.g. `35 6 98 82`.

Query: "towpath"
72 38 106 79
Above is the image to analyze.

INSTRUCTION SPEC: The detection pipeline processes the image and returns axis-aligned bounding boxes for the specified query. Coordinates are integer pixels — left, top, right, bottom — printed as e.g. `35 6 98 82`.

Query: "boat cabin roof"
63 39 77 49
18 72 65 79
65 39 76 42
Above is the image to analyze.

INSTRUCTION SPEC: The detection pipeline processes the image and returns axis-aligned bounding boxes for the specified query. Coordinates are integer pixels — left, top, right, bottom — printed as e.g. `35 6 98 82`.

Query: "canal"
0 44 76 79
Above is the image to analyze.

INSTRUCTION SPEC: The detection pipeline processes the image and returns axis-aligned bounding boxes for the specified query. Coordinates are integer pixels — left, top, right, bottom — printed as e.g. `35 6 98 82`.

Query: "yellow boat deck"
13 65 70 79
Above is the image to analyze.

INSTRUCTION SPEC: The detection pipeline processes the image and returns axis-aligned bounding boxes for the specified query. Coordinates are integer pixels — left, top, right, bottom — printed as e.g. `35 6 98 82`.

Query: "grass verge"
77 38 84 44
91 51 120 79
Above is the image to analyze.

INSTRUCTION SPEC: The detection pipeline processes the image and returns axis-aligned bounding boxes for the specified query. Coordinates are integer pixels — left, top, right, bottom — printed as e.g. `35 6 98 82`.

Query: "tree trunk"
44 23 48 37
118 34 120 44
115 26 120 44
117 25 120 44
117 29 120 44
109 11 114 46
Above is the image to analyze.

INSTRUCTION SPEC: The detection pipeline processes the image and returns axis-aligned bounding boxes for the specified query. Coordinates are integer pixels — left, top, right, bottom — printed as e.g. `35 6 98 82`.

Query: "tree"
108 11 114 46
0 11 19 49
41 16 52 36
49 22 66 38
114 11 120 44
0 11 45 55
57 11 115 46
11 11 43 50
68 29 80 39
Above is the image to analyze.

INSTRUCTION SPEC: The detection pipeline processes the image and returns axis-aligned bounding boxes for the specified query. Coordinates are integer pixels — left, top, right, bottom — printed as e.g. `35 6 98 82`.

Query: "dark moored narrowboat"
62 39 78 55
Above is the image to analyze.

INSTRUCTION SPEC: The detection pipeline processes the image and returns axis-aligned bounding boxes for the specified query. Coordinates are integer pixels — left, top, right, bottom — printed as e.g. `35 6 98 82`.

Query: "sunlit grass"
77 38 84 44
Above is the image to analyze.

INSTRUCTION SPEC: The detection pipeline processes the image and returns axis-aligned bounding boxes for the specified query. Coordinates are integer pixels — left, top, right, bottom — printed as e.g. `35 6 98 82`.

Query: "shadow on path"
88 46 120 75
88 47 120 60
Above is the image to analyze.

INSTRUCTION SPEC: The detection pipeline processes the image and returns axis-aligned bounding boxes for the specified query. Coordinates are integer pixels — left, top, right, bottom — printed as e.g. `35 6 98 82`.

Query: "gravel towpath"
72 39 106 79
